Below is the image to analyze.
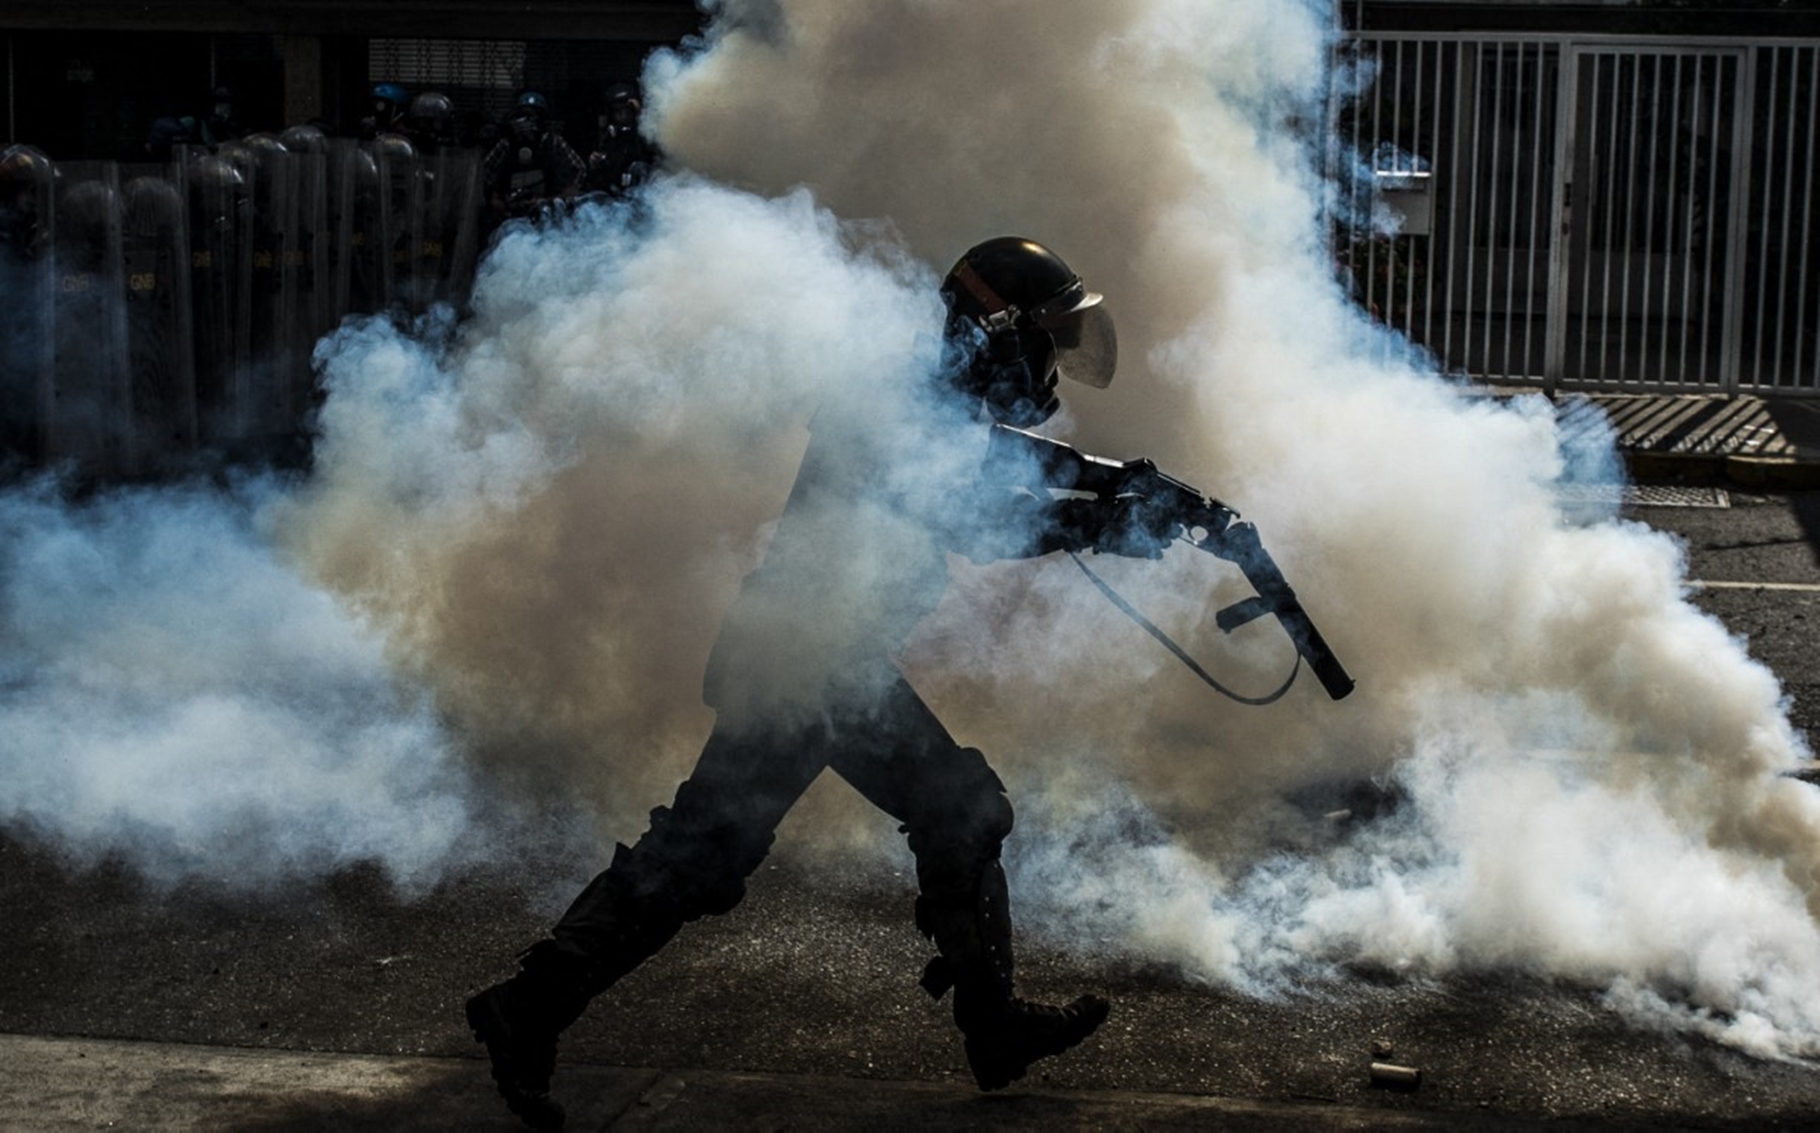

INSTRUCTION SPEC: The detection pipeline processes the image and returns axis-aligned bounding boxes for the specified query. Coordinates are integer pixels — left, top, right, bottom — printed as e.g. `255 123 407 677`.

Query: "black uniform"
201 87 244 147
532 385 1088 972
483 126 587 218
584 85 657 198
469 236 1130 1132
583 128 655 197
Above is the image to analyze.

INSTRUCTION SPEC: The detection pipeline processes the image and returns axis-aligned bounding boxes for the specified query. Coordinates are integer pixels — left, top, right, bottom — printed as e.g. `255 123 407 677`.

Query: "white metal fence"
1335 33 1820 396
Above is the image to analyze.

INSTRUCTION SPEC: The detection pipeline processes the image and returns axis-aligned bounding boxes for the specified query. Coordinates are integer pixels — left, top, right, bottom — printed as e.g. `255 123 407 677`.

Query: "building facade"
1 1 706 160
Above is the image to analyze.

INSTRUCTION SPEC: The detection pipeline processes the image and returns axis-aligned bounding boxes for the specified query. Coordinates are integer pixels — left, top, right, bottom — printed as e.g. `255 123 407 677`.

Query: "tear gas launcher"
987 423 1356 702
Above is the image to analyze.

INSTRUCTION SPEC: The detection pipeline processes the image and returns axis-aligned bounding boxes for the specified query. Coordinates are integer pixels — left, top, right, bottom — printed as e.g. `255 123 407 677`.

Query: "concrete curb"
1624 450 1820 491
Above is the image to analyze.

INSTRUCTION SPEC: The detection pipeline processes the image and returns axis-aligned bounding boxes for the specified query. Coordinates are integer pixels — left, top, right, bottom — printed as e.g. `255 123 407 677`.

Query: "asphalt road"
2 489 1819 1131
1659 490 1820 742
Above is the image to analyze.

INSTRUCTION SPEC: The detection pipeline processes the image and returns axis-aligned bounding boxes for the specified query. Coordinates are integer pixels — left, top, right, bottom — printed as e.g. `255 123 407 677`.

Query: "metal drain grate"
1630 484 1731 507
1555 484 1731 508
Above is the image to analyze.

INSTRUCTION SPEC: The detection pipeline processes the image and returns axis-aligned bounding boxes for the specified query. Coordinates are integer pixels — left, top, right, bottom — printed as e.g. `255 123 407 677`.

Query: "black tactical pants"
524 673 1016 1001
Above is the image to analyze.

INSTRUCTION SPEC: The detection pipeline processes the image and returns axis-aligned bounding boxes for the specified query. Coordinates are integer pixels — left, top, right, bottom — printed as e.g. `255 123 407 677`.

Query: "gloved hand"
1038 494 1176 559
1093 494 1176 559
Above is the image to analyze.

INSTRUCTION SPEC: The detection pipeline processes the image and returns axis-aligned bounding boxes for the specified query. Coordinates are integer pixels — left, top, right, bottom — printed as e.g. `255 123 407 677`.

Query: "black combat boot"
954 984 1112 1091
468 862 690 1132
917 858 1111 1090
466 940 603 1132
465 979 570 1131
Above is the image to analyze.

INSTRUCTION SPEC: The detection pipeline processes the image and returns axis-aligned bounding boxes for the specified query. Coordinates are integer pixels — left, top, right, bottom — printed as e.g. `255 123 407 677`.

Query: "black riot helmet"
940 236 1117 426
408 92 455 127
0 144 55 258
603 81 642 128
405 91 457 150
0 143 54 199
277 123 328 154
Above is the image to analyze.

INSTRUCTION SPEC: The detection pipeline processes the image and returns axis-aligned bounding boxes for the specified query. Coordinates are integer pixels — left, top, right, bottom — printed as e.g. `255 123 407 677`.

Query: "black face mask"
975 326 1059 427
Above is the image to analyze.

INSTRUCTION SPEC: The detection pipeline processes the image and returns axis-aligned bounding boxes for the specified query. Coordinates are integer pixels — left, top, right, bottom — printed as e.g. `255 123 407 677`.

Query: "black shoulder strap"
1068 552 1299 706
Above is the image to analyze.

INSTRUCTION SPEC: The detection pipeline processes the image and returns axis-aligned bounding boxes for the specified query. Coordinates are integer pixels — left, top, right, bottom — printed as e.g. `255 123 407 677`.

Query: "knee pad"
919 745 1014 840
904 747 1014 894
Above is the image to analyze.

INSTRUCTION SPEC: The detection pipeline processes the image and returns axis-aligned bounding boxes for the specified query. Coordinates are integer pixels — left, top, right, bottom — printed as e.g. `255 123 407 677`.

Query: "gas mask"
972 324 1061 427
507 112 541 145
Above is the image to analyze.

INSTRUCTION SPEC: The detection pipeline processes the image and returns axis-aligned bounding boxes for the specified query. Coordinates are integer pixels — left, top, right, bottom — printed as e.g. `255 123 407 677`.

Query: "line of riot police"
0 130 484 482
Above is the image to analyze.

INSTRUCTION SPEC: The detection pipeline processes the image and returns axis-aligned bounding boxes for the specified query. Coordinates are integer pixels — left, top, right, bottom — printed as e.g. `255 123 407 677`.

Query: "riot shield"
121 168 198 472
422 146 483 310
51 163 132 478
320 139 359 321
220 135 301 447
185 153 253 449
282 126 334 343
287 145 331 440
372 134 424 314
342 142 384 317
0 144 56 467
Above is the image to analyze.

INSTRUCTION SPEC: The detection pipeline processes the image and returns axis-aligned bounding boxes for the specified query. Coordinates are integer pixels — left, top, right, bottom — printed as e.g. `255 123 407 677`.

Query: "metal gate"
1337 33 1820 396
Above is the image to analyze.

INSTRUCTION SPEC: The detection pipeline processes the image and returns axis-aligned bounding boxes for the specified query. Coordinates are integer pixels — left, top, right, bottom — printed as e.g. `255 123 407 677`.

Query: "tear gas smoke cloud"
2 0 1819 1065
0 479 478 892
643 0 1820 1058
281 184 959 816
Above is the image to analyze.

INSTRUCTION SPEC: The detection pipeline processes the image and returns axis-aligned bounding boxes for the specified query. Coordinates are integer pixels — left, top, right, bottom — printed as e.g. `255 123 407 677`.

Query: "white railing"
1336 33 1820 396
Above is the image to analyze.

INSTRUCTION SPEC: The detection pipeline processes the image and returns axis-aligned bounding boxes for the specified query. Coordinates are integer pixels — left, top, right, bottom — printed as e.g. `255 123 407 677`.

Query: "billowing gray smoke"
4 0 1820 1061
632 0 1820 1057
0 477 478 891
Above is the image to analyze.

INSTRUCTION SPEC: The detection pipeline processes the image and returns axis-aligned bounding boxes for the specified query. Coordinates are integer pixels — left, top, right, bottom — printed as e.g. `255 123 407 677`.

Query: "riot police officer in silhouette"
482 91 587 230
467 237 1148 1130
0 145 55 464
402 91 461 155
583 82 657 198
359 82 411 141
201 86 245 147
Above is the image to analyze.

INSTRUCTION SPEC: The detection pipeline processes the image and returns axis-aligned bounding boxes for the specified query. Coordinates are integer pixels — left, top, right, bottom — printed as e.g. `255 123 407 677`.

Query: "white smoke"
0 477 480 892
3 0 1819 1067
627 0 1820 1059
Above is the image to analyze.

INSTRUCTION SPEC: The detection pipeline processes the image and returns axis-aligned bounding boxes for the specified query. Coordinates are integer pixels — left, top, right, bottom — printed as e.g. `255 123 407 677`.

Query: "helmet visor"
1040 297 1117 388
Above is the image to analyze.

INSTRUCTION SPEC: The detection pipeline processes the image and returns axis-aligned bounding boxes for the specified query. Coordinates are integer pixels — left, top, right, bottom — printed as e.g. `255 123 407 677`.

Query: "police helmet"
187 154 246 195
278 124 328 154
185 154 246 228
0 144 56 192
603 82 642 128
372 134 418 164
1 145 54 256
373 83 410 110
409 91 455 123
240 132 288 158
147 115 200 152
507 92 550 139
941 237 1117 424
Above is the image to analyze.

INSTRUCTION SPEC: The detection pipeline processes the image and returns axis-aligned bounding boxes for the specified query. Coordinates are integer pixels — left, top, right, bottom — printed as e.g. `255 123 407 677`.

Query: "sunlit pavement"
1567 392 1820 489
1 1032 1660 1132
